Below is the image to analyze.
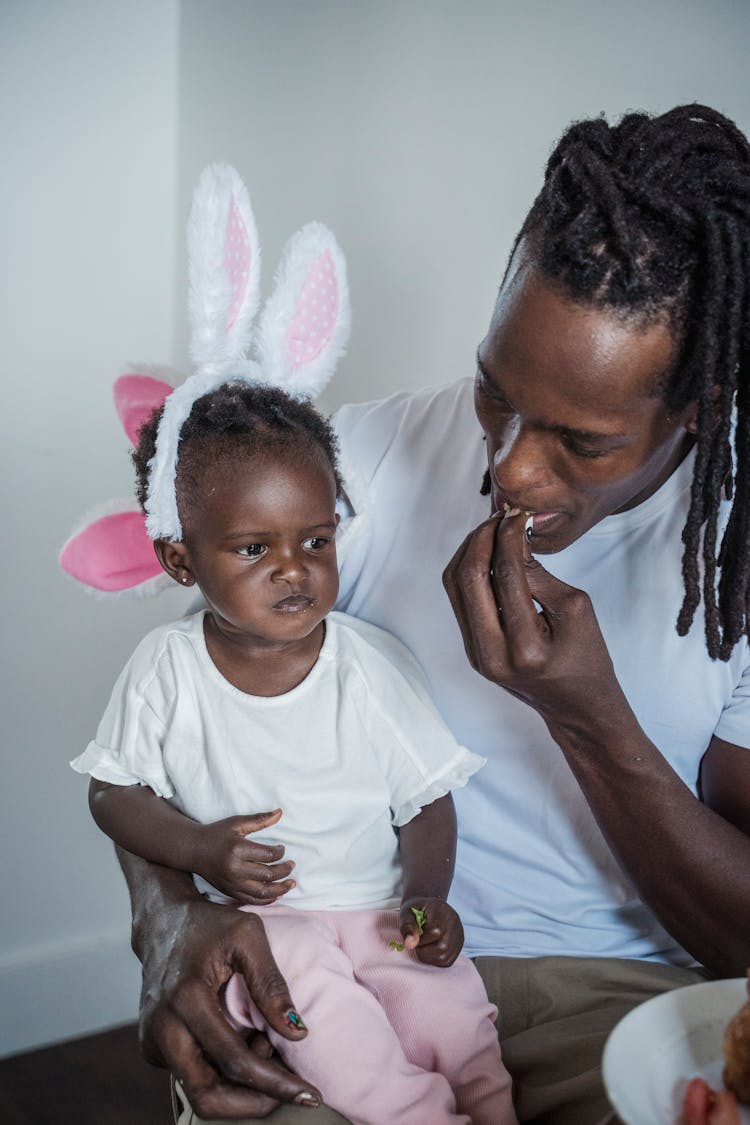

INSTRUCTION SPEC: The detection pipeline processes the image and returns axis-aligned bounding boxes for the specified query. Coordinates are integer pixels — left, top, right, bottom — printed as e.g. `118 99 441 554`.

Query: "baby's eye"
236 543 266 558
302 536 330 551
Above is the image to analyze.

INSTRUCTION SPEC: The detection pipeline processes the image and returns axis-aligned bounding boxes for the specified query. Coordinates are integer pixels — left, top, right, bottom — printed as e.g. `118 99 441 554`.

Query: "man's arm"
443 509 750 977
117 846 322 1118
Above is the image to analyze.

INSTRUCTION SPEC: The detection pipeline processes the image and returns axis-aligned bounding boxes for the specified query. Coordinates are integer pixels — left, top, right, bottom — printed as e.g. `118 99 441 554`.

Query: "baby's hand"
399 897 464 967
192 809 296 905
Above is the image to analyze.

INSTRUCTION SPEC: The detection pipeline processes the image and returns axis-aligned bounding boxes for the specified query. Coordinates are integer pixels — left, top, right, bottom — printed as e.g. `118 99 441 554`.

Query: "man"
123 104 750 1124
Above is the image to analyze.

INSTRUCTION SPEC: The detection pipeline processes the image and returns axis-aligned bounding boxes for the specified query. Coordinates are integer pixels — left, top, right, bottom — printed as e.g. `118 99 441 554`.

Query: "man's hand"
399 897 464 967
191 808 297 905
123 853 321 1119
442 509 631 738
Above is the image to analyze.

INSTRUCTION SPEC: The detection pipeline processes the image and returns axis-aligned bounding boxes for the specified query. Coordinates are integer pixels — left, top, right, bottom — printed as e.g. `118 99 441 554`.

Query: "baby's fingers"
399 920 421 952
231 875 296 906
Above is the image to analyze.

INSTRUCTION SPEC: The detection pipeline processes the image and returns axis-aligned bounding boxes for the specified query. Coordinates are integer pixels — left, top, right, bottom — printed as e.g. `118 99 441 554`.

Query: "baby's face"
181 447 339 650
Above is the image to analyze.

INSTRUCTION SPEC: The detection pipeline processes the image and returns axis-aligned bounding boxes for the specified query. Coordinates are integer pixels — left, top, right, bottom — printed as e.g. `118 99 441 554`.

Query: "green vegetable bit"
389 907 427 952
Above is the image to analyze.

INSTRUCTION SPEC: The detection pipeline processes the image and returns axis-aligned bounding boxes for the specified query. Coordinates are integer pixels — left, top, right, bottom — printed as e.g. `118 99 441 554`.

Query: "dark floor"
0 1022 173 1125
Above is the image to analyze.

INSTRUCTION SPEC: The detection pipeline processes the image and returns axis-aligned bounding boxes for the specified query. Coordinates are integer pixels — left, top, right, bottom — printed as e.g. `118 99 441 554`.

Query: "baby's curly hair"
133 381 343 530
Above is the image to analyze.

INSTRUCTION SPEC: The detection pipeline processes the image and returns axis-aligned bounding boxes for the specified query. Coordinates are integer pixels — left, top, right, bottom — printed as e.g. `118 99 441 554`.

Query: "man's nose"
492 420 554 496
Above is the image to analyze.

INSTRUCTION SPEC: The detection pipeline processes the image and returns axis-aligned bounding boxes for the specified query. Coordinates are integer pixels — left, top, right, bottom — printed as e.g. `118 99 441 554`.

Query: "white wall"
0 0 182 1056
175 0 750 416
3 0 750 1056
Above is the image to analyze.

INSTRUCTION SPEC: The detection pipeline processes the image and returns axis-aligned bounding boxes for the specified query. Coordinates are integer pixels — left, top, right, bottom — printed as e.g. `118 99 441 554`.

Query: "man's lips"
493 493 561 526
272 594 315 612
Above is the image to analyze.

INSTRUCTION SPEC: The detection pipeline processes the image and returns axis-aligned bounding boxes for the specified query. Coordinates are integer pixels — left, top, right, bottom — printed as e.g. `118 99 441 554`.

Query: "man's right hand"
122 851 321 1119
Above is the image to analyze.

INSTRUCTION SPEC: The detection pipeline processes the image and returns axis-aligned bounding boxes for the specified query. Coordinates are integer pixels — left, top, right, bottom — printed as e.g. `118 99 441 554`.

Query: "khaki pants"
172 955 707 1125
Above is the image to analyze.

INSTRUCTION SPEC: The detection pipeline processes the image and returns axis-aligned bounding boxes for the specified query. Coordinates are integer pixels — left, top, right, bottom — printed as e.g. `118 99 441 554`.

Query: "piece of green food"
389 907 427 951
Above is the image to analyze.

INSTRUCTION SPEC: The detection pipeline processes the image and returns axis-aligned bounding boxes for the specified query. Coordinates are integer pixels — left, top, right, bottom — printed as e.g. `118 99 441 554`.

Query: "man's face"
475 260 696 554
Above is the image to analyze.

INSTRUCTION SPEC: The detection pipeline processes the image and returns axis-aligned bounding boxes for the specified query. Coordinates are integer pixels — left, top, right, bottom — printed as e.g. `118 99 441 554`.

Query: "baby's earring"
179 571 194 586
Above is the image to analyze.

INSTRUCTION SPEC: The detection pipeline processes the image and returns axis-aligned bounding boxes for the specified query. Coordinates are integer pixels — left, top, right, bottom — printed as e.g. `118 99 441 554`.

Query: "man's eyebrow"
475 349 628 444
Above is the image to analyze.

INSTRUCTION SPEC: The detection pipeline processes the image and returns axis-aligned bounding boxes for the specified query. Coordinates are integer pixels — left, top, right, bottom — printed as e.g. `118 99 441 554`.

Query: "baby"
72 379 517 1125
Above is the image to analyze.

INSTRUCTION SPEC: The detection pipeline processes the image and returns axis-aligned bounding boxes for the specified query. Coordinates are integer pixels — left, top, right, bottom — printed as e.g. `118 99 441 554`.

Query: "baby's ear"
59 501 172 597
187 163 262 377
152 539 195 588
255 222 350 400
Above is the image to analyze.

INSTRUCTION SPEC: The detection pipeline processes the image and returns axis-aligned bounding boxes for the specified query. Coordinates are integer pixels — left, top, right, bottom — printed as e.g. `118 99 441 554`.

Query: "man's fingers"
443 515 508 669
490 513 545 638
160 1017 283 1120
171 978 319 1106
231 923 310 1045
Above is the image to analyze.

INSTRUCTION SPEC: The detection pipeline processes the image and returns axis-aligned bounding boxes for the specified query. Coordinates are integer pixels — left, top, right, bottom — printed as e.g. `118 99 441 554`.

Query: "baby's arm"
89 780 296 905
397 792 464 966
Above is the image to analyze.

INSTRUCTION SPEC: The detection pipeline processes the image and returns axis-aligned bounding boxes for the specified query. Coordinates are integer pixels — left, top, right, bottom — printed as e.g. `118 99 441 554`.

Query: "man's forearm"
115 845 203 962
549 711 750 977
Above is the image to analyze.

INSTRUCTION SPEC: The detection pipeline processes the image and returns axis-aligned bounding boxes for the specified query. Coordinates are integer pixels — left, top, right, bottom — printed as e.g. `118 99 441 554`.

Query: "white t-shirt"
72 610 484 910
332 377 750 964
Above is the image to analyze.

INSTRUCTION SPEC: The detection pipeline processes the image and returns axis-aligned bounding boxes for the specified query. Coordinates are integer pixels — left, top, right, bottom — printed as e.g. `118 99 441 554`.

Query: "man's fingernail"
294 1092 320 1107
284 1009 307 1030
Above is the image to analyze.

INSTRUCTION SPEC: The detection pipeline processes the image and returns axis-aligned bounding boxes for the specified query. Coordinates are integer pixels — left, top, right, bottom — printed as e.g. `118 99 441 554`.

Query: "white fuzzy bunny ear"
255 222 350 399
188 163 261 377
145 164 262 540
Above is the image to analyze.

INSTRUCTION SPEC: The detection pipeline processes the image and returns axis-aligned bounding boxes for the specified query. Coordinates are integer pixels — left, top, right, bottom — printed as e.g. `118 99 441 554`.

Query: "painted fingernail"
524 513 534 543
294 1092 320 1107
284 1009 307 1030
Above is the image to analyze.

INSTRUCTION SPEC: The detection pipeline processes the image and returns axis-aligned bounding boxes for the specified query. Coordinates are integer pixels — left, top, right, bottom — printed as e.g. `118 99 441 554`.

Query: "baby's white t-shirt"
71 610 484 910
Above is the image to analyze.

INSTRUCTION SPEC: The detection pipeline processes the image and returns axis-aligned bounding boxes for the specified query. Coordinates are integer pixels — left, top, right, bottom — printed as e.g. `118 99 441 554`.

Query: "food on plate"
724 971 750 1103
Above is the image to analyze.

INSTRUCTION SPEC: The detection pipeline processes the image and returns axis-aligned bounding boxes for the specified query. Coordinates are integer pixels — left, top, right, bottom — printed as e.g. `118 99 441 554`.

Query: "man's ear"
153 539 196 587
685 385 722 435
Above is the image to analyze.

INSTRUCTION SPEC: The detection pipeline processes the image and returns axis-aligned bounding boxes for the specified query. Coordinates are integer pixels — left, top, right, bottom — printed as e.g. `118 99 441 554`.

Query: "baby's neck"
202 614 326 697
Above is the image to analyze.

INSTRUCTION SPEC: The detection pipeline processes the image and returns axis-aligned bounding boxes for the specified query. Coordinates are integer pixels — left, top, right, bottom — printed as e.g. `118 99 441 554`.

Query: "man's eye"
302 536 330 550
237 544 266 558
476 371 513 409
565 439 609 459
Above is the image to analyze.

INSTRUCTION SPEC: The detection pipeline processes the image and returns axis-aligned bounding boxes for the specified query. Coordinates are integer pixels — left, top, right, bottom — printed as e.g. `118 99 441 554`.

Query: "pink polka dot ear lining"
59 163 351 595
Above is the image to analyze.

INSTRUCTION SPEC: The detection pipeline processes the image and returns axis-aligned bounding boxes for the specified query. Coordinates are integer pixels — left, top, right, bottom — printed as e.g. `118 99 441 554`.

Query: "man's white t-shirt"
332 377 750 964
72 610 484 910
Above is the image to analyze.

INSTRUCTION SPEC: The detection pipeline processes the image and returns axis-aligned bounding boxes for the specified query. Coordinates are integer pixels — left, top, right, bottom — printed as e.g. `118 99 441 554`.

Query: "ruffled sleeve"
69 629 176 799
337 615 486 826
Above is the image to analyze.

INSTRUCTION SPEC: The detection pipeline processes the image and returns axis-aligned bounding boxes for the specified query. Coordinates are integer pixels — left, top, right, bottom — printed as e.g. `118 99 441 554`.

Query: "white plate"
602 977 749 1124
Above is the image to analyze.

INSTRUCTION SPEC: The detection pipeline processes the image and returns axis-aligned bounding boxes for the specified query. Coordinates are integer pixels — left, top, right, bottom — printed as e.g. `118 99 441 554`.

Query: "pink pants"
224 905 516 1125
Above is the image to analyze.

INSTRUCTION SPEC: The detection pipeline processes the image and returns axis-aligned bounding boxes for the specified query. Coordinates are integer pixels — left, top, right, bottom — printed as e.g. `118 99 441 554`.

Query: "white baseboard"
0 929 141 1058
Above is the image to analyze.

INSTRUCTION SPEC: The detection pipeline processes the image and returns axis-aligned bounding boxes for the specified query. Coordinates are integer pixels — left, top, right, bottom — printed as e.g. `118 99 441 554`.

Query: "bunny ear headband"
60 164 351 596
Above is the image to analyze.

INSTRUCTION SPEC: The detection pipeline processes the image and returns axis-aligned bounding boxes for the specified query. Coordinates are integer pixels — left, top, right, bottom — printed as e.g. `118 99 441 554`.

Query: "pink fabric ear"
225 196 252 331
60 510 163 592
286 250 339 368
114 374 174 447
